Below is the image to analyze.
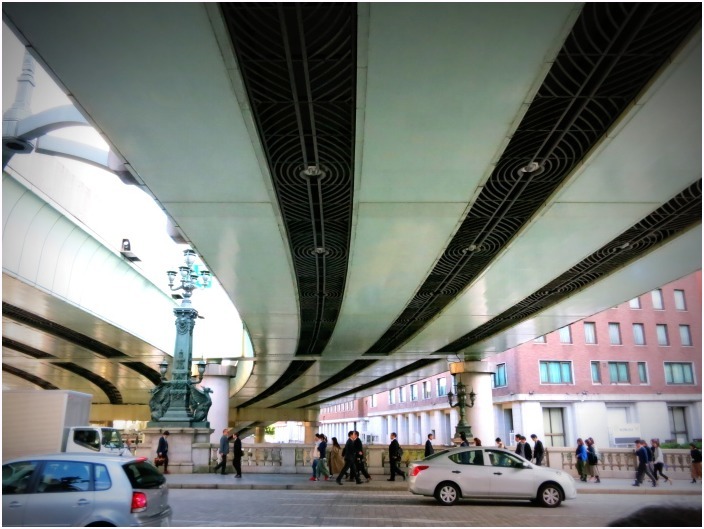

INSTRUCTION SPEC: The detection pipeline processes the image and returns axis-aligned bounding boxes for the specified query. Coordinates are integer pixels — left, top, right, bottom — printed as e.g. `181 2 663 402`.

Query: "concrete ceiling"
2 3 701 413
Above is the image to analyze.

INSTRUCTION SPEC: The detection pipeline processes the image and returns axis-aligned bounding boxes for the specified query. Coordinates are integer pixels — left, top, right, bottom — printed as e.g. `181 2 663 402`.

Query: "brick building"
318 271 702 448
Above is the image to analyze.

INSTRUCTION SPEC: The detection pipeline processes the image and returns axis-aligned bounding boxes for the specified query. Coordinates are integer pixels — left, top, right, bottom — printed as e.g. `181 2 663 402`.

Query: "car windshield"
101 429 125 449
122 461 166 489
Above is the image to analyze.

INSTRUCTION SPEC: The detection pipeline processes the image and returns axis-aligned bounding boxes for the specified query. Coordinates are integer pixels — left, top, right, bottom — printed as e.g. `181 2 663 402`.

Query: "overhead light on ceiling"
120 238 141 262
518 161 541 174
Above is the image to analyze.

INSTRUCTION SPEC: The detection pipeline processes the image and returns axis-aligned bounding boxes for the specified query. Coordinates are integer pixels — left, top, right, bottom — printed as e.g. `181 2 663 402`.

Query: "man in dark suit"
387 432 405 481
157 431 170 474
336 431 360 485
232 431 243 478
353 430 371 482
531 434 545 465
514 433 523 456
520 435 532 461
424 433 434 457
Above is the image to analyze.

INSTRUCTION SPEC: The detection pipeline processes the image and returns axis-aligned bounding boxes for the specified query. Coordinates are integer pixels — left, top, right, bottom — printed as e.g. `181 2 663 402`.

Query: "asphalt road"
169 488 702 526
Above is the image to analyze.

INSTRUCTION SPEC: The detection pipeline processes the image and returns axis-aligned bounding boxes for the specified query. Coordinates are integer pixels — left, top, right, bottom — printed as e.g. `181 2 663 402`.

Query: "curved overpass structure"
2 3 701 419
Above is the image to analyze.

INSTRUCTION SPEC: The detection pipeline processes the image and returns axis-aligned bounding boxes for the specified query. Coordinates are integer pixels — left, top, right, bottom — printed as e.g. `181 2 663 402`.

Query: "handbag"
154 456 166 467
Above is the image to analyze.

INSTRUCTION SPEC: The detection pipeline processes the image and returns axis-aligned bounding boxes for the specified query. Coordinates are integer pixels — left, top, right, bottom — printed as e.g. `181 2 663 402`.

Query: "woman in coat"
328 436 345 476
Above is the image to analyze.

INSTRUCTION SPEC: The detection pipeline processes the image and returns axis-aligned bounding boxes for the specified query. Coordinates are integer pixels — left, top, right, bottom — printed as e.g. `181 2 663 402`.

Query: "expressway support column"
201 363 237 444
449 361 495 444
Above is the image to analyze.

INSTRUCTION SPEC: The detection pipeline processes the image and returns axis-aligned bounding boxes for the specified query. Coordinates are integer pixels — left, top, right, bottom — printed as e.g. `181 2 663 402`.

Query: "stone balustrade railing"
138 436 695 477
200 443 695 480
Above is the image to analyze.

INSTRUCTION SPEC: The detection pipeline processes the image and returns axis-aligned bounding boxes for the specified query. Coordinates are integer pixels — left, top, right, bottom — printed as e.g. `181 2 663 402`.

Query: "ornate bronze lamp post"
147 249 213 427
447 374 476 440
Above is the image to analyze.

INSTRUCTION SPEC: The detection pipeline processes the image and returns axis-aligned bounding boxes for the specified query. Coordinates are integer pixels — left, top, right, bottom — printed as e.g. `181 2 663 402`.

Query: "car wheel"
537 483 562 508
434 482 460 506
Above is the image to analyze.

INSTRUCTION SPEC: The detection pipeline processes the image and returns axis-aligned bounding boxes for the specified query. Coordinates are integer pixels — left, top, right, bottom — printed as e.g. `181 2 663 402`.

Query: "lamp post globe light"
147 249 213 427
447 374 476 441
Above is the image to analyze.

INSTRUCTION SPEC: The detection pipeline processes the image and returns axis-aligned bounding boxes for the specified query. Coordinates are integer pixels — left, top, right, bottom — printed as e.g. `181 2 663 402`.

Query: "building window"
633 323 646 345
436 377 447 397
679 325 692 347
629 297 641 309
664 362 694 385
651 289 664 310
608 323 622 345
591 361 601 384
558 326 572 344
669 406 689 443
637 362 648 384
388 389 395 405
370 394 377 408
534 335 546 343
584 322 597 344
493 363 507 388
608 362 630 383
399 386 406 403
656 324 669 346
539 361 573 384
543 408 565 447
410 384 418 401
422 381 431 399
674 289 687 311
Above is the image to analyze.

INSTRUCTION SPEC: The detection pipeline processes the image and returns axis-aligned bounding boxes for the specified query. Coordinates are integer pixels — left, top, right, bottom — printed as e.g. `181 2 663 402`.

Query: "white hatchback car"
3 452 172 526
408 447 576 507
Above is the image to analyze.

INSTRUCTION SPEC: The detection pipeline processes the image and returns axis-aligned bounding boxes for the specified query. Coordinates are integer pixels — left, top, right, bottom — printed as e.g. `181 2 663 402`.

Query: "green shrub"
661 441 701 449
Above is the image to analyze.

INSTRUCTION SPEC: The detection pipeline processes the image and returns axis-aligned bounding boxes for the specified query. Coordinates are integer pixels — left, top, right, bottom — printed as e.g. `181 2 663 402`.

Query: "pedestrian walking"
651 439 672 484
354 430 372 482
213 428 231 475
156 431 170 474
520 435 532 461
514 433 522 456
586 437 600 483
232 431 243 478
316 435 331 480
495 437 505 449
425 433 435 457
328 437 345 476
690 442 702 483
387 432 406 481
310 433 321 481
575 438 588 482
633 439 657 487
531 434 545 466
336 431 360 485
515 433 525 458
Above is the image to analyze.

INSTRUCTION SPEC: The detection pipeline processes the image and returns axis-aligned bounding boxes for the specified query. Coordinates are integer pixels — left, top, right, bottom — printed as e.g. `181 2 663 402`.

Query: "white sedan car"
408 447 576 507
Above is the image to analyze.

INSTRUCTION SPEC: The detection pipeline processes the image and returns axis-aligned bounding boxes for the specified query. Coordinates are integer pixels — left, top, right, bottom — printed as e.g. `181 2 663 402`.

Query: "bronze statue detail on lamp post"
147 249 213 427
447 374 476 440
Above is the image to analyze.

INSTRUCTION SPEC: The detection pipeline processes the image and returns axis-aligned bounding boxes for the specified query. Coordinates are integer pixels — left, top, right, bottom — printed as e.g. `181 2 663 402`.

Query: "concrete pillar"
463 361 496 445
421 411 431 440
303 422 318 444
400 414 410 445
433 410 446 445
201 363 237 444
407 412 416 445
254 426 265 443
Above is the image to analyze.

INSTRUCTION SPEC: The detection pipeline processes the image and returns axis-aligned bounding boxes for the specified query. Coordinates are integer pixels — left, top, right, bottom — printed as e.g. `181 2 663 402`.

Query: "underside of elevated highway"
2 3 701 434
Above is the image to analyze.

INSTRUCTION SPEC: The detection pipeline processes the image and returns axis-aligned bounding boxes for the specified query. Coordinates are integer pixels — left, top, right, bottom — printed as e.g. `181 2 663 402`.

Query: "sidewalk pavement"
165 472 702 496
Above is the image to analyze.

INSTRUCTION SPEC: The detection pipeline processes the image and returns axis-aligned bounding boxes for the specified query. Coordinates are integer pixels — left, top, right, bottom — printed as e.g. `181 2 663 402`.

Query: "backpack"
397 446 404 458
